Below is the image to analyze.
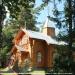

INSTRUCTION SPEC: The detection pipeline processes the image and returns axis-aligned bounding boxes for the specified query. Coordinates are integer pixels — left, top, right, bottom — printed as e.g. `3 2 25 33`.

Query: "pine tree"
0 0 35 67
39 0 75 73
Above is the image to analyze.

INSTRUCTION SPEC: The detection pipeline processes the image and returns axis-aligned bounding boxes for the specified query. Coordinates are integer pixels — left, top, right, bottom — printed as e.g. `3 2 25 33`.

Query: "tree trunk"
73 0 75 30
67 0 72 51
67 0 73 72
0 5 3 50
0 3 6 67
0 5 3 67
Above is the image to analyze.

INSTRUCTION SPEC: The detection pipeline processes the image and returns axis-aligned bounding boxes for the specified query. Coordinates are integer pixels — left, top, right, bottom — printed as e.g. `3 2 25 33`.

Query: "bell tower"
42 17 55 37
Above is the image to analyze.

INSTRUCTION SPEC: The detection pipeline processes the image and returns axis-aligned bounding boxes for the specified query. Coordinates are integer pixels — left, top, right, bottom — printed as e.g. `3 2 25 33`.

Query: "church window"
37 52 42 63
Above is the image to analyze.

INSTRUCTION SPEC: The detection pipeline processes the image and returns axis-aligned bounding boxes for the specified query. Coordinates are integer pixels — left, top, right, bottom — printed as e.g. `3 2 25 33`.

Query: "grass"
31 70 45 75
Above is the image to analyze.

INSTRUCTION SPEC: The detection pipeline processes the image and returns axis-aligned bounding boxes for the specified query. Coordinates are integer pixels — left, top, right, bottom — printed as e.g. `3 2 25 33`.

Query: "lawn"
31 70 45 75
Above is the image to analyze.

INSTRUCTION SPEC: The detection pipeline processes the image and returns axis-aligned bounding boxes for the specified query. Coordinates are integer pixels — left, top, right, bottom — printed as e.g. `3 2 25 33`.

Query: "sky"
35 0 64 22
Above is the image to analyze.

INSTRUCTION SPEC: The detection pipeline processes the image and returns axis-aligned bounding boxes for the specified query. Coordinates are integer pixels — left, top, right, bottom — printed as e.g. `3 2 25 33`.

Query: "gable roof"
22 29 67 45
22 29 56 45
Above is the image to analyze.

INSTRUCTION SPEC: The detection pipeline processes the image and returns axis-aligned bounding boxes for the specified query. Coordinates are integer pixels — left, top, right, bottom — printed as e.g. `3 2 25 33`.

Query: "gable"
12 30 26 44
19 34 29 45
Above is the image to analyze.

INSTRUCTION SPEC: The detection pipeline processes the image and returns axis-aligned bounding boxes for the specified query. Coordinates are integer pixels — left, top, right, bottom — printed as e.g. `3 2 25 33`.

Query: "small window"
37 52 42 63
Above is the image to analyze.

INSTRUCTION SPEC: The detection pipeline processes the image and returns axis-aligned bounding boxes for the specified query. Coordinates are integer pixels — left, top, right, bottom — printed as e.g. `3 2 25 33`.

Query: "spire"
43 17 55 28
42 17 55 37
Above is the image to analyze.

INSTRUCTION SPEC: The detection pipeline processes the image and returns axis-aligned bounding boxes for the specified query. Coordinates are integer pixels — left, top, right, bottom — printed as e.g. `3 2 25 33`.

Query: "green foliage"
18 7 37 30
33 3 47 14
2 26 14 54
2 0 38 30
0 20 20 68
3 0 35 19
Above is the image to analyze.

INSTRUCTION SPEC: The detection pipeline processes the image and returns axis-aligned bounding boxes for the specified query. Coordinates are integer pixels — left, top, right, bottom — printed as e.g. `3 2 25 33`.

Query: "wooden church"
9 17 61 70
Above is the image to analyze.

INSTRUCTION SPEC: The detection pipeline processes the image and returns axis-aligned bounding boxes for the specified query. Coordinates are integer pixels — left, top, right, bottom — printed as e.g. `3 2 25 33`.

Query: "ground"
0 67 46 75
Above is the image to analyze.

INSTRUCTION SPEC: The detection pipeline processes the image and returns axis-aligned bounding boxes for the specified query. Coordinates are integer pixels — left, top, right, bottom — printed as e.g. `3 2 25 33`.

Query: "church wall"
30 39 47 68
42 28 47 35
42 27 55 37
47 27 55 37
47 44 55 68
29 38 55 69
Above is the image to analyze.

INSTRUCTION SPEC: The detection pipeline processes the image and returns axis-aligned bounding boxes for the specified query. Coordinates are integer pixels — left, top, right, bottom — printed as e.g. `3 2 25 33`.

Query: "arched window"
37 52 42 63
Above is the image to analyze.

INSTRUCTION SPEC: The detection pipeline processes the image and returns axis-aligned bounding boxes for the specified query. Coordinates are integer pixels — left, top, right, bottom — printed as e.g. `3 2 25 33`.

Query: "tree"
0 0 36 67
17 7 37 30
0 0 35 49
0 1 6 54
54 0 75 73
39 0 75 73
